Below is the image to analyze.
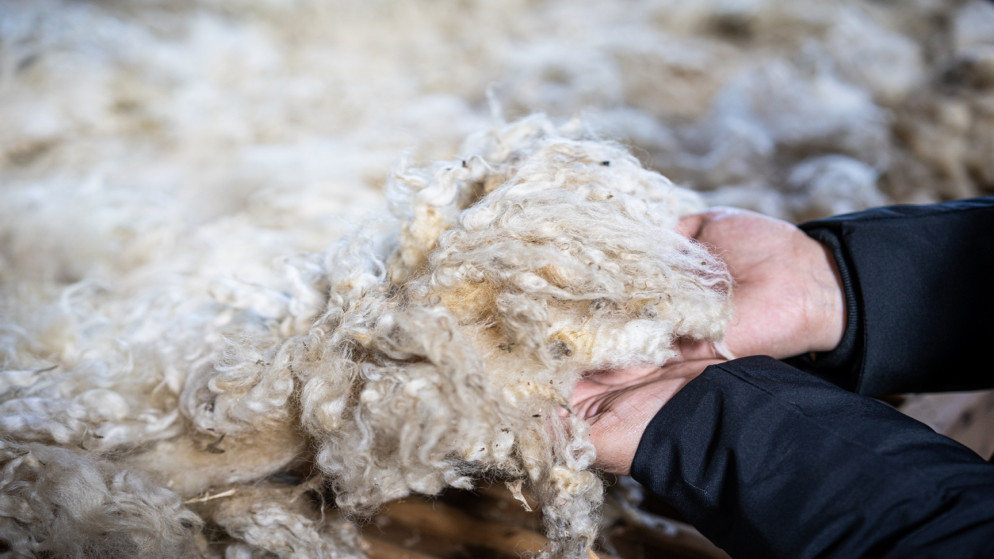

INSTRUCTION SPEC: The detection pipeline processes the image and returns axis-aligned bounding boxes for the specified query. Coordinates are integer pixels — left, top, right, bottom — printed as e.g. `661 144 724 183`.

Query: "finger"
674 337 720 360
569 379 601 408
577 365 663 392
570 371 652 413
676 207 748 239
675 213 707 239
570 386 610 421
705 206 750 220
570 376 639 410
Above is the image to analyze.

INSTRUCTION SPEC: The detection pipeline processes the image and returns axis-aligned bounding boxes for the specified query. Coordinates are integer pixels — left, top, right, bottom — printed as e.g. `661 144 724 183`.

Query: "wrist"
806 238 846 353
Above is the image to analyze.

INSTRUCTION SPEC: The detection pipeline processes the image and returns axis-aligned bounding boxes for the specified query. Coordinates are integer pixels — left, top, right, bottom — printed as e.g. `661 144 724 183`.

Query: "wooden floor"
900 389 994 461
362 480 730 559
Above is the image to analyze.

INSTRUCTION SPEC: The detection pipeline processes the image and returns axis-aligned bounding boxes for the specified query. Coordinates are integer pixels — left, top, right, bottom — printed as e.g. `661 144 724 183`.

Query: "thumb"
675 213 707 239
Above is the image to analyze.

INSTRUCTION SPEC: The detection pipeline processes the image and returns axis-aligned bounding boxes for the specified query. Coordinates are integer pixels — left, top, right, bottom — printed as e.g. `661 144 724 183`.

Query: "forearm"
792 196 994 395
632 356 994 559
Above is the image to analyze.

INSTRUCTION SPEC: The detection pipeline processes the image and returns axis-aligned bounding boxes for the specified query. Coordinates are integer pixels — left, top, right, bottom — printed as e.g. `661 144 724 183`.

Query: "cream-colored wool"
0 116 729 558
3 0 994 557
197 482 362 559
290 116 730 556
0 441 202 558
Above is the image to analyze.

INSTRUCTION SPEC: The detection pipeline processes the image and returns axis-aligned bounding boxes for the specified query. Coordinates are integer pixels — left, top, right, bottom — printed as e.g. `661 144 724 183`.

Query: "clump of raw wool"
0 115 730 558
0 441 202 558
290 115 731 557
194 481 363 559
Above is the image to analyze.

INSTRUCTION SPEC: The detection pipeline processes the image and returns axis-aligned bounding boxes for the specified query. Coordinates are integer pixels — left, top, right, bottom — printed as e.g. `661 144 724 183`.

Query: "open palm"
571 359 722 475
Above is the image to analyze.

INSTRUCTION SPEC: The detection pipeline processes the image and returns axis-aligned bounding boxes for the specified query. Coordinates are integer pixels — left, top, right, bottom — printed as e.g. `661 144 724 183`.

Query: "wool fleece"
0 116 730 558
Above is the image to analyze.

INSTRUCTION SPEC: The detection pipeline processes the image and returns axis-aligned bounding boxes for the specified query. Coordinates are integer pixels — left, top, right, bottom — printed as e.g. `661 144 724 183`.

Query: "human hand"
676 208 845 360
570 359 723 475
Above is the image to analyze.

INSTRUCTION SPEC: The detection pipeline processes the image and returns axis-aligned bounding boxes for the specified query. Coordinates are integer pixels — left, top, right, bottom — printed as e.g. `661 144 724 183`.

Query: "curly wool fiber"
0 441 202 558
0 116 730 558
290 115 731 556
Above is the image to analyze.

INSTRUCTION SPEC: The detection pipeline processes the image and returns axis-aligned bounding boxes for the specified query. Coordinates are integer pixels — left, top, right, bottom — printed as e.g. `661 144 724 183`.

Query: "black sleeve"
788 196 994 396
631 356 994 559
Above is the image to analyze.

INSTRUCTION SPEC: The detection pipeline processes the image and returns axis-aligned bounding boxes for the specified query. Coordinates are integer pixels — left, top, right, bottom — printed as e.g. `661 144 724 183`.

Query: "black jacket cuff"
784 226 863 390
788 197 994 396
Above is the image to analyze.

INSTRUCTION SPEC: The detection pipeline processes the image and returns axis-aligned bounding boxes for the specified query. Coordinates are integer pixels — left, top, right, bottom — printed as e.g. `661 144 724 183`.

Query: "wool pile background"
2 0 994 557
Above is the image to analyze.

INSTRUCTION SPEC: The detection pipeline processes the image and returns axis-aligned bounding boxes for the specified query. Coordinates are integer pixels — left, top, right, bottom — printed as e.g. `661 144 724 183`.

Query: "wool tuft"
0 441 202 558
0 115 730 558
291 116 730 556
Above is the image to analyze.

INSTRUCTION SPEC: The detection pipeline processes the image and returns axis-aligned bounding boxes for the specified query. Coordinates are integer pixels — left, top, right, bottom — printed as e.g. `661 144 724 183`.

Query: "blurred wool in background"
3 0 994 285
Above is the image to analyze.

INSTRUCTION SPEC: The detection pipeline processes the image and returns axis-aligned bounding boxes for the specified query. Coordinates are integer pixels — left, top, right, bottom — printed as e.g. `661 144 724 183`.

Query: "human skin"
573 208 847 474
674 207 846 360
571 359 723 475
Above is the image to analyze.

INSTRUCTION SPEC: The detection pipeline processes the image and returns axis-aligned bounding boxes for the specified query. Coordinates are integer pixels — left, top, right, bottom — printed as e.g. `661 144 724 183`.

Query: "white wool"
290 116 730 556
2 114 730 558
666 58 892 198
953 1 994 53
200 483 362 559
823 8 925 104
786 155 886 221
2 0 993 556
0 442 202 558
